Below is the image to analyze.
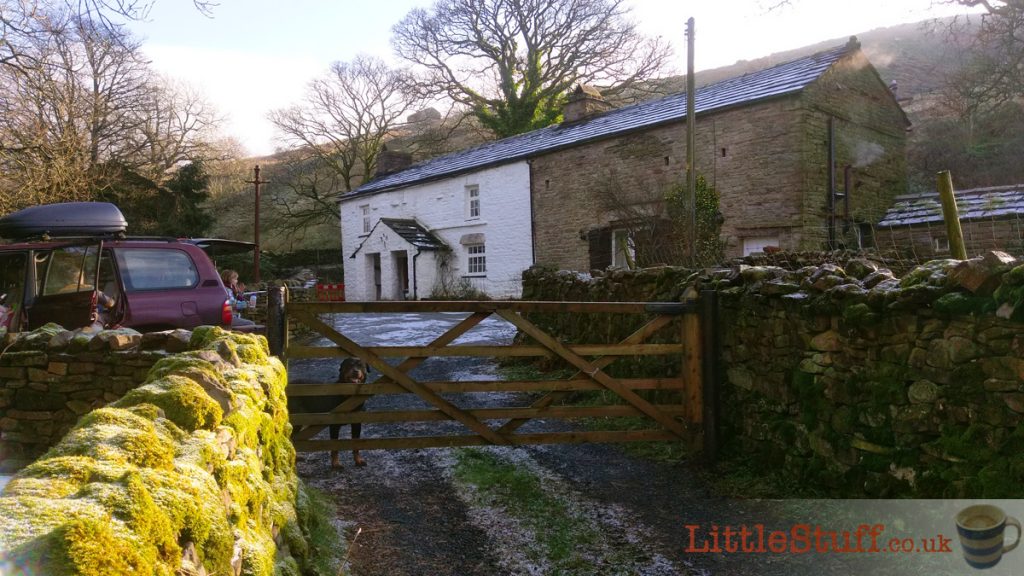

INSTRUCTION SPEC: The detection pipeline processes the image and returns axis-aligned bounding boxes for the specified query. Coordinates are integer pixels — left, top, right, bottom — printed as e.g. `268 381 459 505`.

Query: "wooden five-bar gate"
266 291 719 458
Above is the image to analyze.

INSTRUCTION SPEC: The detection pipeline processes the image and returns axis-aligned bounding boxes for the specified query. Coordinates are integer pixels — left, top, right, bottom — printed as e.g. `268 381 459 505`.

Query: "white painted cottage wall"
340 161 532 300
344 228 418 301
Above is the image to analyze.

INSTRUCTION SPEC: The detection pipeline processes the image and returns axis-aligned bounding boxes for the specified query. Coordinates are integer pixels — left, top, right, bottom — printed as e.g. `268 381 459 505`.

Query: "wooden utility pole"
686 17 697 262
937 170 967 260
246 165 269 282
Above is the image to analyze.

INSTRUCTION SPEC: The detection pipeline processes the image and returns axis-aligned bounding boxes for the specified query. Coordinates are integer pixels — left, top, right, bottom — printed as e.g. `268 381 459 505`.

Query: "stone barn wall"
529 48 906 269
878 219 1024 261
521 251 1024 497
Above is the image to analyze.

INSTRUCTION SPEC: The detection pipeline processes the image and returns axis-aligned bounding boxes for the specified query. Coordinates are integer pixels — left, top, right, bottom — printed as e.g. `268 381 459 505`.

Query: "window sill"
462 274 487 278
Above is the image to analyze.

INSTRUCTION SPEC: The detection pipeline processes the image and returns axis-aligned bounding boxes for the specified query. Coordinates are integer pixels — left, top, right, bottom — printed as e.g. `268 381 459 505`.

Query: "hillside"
647 17 974 119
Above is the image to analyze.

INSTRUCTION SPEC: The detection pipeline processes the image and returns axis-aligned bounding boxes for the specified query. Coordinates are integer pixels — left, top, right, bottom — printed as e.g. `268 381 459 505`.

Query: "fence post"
937 170 968 260
682 302 703 427
267 285 286 358
700 289 720 462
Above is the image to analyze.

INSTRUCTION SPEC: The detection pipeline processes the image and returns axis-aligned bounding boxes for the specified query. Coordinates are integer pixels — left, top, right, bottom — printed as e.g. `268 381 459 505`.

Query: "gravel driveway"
288 313 865 576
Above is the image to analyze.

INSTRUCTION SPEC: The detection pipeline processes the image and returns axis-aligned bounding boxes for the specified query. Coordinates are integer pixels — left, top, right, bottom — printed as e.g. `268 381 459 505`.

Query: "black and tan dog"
334 357 368 468
290 357 369 468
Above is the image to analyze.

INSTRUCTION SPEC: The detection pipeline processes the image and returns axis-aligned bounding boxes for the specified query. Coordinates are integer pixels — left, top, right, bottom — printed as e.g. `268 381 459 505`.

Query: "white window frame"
742 236 780 257
361 204 371 234
611 229 635 269
933 236 950 253
466 244 486 275
466 185 480 219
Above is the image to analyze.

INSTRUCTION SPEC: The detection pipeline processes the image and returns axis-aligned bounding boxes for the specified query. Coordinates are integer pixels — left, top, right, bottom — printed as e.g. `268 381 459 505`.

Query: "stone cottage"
877 184 1024 258
338 37 908 299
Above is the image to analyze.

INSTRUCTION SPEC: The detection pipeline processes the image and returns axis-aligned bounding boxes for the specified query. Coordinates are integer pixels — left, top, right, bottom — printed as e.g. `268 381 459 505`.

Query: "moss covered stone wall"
0 326 329 575
522 251 1024 497
0 327 200 471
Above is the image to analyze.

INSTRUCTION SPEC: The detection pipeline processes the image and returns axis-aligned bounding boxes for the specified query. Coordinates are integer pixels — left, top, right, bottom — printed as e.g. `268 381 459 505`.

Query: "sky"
128 0 981 157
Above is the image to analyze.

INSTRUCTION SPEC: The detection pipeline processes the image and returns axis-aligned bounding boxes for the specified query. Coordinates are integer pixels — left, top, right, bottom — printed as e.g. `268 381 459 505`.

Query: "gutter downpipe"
827 116 836 249
527 159 536 266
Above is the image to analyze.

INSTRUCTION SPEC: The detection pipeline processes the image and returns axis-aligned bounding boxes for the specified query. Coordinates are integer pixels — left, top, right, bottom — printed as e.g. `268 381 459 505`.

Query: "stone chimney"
375 145 413 178
562 84 614 124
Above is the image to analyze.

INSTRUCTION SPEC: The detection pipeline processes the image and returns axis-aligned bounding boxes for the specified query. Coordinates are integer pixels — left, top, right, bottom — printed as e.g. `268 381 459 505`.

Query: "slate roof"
345 39 866 199
380 218 447 249
349 218 447 258
877 185 1024 227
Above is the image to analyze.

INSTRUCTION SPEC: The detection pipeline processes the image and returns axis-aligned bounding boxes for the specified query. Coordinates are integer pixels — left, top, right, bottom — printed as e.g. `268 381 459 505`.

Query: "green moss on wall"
934 292 996 316
841 303 879 327
0 329 337 575
117 375 223 432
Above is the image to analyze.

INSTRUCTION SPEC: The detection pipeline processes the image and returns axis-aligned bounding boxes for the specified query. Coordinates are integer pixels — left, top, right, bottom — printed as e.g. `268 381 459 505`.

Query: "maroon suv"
0 202 235 332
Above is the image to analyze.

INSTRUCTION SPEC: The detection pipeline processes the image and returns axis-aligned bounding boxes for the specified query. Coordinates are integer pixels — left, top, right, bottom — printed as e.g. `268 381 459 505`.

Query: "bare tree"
0 8 98 209
264 152 344 243
391 0 673 138
131 78 222 179
937 1 1024 107
1 0 214 75
0 10 222 210
269 54 420 194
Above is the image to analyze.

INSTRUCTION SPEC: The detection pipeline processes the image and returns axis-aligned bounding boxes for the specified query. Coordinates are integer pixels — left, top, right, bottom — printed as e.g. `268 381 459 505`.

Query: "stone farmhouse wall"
530 49 906 269
0 326 331 575
521 251 1024 497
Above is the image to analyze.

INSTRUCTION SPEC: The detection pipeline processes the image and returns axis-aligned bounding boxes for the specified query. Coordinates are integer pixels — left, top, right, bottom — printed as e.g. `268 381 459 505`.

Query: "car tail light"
222 299 232 327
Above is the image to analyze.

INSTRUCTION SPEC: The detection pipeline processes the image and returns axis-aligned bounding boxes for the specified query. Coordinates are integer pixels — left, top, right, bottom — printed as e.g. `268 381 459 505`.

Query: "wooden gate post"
267 285 287 357
682 303 703 426
700 290 720 462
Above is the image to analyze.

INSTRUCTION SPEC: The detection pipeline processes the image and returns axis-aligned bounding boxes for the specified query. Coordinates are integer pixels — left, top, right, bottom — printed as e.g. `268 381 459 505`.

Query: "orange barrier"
315 283 345 301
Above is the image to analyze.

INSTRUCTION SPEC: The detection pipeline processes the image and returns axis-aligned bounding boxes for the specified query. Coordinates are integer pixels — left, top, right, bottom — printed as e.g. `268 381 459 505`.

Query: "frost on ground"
441 447 682 576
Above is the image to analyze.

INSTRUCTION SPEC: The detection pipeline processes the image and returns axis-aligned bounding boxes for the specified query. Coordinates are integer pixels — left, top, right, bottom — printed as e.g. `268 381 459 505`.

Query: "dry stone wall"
0 326 196 470
522 250 1024 497
0 326 334 575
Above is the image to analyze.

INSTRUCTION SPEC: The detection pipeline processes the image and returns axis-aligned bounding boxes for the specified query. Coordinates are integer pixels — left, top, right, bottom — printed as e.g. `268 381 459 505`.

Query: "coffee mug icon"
956 504 1021 569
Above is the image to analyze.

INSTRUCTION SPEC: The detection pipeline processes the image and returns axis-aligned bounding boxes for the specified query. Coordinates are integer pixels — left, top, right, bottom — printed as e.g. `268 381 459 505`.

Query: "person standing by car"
220 269 255 328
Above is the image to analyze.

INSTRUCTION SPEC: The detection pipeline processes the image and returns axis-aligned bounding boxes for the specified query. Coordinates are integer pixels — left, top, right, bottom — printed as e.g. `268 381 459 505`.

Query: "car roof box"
0 202 127 239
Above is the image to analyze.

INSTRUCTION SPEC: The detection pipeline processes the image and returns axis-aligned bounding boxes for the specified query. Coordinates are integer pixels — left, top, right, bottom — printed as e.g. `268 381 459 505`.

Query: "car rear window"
117 248 199 291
